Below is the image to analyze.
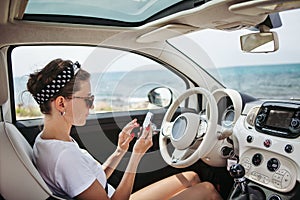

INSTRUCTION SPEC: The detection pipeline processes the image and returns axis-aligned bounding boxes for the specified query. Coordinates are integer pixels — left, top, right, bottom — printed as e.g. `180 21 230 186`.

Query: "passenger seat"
0 52 68 199
0 121 67 200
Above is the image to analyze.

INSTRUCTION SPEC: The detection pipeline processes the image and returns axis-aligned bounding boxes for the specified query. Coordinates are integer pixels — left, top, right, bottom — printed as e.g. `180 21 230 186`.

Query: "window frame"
8 44 191 124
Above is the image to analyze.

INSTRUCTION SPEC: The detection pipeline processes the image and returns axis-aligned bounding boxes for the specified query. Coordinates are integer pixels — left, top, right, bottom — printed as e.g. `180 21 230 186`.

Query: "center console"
231 100 300 200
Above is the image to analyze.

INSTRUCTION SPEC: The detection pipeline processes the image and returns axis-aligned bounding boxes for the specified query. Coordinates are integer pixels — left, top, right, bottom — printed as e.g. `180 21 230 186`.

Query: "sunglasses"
72 95 95 108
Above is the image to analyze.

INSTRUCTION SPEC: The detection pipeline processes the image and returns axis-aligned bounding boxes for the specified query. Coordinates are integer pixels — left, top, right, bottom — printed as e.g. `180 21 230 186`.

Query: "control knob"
290 118 300 129
256 113 266 124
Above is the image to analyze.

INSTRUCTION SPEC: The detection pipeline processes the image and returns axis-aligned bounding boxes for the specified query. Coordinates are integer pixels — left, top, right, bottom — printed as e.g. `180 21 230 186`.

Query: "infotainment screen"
265 110 294 129
255 102 300 138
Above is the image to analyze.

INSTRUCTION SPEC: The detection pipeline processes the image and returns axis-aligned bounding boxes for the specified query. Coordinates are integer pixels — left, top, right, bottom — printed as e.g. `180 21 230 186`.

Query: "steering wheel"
159 87 218 168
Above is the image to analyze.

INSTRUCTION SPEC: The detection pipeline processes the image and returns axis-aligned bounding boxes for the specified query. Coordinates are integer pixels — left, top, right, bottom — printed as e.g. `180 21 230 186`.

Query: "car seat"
0 52 66 200
0 121 69 200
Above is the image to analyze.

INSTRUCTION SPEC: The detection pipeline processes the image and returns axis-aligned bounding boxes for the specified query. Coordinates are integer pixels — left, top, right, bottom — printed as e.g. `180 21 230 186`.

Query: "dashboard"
233 100 300 194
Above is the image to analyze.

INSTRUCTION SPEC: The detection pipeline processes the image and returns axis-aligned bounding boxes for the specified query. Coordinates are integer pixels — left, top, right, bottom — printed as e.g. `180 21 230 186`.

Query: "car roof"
1 0 300 47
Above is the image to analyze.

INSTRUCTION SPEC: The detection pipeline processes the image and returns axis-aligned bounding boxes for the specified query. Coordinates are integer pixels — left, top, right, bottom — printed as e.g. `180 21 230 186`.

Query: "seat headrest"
0 51 8 106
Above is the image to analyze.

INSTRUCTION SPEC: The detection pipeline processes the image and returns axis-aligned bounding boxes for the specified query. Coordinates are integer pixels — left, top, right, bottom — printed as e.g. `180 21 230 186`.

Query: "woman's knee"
200 182 222 200
180 171 201 186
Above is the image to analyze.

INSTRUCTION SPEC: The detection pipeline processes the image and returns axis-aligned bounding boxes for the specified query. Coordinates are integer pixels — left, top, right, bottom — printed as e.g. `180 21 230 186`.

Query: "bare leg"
130 171 220 200
170 181 223 200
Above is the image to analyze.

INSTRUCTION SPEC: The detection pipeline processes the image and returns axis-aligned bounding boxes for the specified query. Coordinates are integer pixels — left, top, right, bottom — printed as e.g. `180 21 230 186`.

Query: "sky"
185 9 300 67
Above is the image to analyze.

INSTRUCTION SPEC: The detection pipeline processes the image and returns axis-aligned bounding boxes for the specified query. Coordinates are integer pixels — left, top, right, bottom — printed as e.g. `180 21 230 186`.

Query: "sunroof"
24 0 185 25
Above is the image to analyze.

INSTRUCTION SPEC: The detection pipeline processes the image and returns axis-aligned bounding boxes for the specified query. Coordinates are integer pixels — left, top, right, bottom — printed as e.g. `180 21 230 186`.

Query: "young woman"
28 58 222 200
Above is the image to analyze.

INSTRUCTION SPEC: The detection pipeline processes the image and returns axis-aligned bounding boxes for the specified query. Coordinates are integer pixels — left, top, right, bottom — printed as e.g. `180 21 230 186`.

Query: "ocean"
14 63 300 107
216 63 300 100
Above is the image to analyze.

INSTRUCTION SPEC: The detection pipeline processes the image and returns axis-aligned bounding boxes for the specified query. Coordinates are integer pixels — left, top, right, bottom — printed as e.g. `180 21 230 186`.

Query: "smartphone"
142 112 153 128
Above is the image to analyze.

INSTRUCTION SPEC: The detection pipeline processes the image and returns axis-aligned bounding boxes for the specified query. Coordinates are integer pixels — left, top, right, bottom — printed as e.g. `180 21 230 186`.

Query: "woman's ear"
54 96 66 113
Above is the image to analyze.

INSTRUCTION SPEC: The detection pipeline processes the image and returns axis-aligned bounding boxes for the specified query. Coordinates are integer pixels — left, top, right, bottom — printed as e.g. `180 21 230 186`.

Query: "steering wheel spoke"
161 121 174 139
196 114 208 139
171 149 194 164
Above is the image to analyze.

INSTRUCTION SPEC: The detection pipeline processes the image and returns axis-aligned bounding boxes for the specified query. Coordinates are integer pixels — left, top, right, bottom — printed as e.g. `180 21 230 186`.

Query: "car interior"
1 0 300 200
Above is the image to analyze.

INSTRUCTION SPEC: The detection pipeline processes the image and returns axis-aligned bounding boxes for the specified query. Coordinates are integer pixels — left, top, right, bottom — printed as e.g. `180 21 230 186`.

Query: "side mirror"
148 87 172 108
240 32 279 53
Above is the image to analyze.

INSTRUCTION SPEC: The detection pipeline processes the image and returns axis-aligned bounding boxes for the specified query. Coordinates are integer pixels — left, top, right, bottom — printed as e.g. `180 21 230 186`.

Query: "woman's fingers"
122 119 139 134
133 130 153 154
139 124 152 140
117 119 140 151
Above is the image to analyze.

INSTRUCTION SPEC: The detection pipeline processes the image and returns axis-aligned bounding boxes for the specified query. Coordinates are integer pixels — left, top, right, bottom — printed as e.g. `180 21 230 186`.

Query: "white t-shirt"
33 133 115 198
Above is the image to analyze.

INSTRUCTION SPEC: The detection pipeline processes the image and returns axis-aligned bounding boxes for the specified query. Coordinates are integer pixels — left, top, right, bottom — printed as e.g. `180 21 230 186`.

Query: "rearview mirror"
148 87 172 108
240 32 279 53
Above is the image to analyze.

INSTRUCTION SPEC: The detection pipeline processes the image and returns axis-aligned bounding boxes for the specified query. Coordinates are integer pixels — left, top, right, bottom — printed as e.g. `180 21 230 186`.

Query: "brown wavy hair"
27 58 90 114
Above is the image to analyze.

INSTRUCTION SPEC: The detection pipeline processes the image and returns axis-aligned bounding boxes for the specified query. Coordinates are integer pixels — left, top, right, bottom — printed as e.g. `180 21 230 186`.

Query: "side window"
11 45 187 120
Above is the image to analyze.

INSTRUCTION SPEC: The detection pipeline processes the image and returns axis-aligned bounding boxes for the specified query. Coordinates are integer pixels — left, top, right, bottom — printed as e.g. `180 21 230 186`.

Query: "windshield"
169 9 300 100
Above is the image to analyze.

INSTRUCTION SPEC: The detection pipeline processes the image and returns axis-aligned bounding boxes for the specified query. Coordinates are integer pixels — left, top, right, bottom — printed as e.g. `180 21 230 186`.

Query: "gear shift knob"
228 164 265 199
229 164 248 195
229 163 245 179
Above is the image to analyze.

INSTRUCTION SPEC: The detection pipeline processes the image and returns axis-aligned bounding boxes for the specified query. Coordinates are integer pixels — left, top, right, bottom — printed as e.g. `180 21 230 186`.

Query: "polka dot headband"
33 61 81 105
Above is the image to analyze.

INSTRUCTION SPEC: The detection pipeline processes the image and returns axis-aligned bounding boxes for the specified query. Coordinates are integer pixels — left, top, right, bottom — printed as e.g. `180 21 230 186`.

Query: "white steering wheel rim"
159 87 218 168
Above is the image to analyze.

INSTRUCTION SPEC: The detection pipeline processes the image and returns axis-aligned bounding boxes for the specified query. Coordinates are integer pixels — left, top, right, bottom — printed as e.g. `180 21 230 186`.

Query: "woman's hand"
117 119 139 152
133 124 153 154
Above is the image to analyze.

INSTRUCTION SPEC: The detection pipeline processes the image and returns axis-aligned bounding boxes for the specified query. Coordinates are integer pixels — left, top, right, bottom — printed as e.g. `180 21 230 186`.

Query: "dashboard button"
262 176 270 184
277 169 287 175
282 172 291 188
250 171 259 180
273 174 283 181
284 144 293 153
252 153 263 166
264 139 272 148
267 158 280 172
246 135 253 143
272 179 282 188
